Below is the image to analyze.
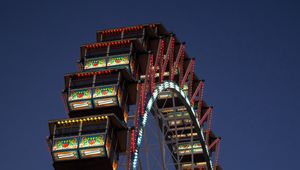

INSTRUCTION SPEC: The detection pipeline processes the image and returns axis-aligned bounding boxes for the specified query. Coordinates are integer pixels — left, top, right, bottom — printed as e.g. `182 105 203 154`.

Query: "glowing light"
97 99 114 105
79 147 105 158
57 153 75 158
84 149 101 156
53 150 78 161
153 90 159 99
73 102 89 108
147 98 153 110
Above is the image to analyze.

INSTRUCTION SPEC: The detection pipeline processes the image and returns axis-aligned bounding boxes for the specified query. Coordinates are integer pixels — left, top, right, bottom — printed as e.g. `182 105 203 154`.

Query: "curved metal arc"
131 81 213 170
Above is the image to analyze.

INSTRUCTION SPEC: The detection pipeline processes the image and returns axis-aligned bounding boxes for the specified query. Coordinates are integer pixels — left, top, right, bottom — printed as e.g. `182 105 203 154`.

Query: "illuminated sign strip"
97 99 114 105
94 97 117 108
93 85 116 98
84 58 106 70
84 149 101 155
79 134 105 148
52 137 78 151
68 89 92 101
80 147 106 158
182 162 207 168
83 54 131 71
74 102 89 108
53 151 78 161
107 56 129 66
58 153 75 158
69 100 93 111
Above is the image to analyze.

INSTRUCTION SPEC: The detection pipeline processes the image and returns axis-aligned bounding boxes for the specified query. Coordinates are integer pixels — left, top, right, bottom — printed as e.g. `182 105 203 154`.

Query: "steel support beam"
191 81 204 104
180 59 195 87
209 138 221 150
200 107 212 125
160 36 174 82
170 43 184 81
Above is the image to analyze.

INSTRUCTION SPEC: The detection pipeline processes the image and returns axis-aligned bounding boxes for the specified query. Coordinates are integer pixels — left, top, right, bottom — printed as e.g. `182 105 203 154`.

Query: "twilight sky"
0 0 299 169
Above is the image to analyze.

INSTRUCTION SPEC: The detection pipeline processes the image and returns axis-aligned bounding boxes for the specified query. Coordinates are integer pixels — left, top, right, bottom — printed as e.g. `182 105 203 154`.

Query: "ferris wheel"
47 23 221 170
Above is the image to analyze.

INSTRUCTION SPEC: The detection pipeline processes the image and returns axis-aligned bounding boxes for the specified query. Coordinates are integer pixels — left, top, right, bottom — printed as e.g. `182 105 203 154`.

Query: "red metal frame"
170 44 185 81
191 81 204 105
160 36 175 82
154 39 164 73
200 107 212 125
180 59 195 88
188 63 195 98
208 138 221 170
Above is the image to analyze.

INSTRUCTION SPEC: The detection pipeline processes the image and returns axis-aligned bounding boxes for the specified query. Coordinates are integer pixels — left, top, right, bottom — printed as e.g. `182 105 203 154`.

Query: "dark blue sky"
0 0 299 169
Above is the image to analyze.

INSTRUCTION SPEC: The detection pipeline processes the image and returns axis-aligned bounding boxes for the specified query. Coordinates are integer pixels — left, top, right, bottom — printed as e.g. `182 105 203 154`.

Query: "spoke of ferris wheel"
151 101 165 170
143 128 164 169
143 124 151 170
155 94 180 170
155 110 167 170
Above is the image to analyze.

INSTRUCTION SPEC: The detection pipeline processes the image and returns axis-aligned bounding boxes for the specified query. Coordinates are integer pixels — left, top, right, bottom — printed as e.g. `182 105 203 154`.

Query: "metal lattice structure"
47 23 221 170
